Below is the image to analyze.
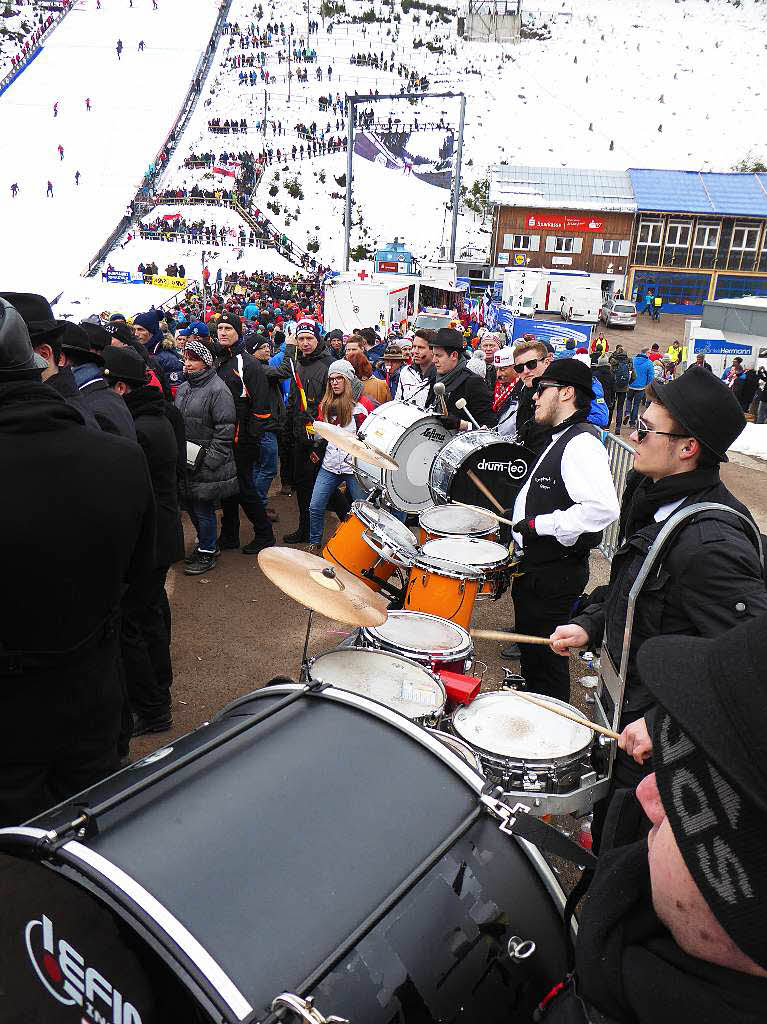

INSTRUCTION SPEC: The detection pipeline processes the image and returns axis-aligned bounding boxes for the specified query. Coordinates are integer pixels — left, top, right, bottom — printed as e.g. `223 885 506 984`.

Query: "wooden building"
488 166 636 298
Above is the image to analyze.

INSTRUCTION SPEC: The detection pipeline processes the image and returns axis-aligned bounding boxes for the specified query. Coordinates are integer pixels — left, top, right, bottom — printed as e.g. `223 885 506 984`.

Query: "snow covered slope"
0 0 219 297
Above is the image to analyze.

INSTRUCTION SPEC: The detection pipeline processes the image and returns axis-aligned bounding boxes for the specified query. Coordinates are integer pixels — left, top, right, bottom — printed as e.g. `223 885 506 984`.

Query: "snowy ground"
0 0 219 299
0 1 50 78
2 0 767 301
729 422 767 461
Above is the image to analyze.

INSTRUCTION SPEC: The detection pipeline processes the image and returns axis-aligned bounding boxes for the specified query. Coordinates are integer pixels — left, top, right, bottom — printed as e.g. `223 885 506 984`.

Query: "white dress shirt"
512 426 620 549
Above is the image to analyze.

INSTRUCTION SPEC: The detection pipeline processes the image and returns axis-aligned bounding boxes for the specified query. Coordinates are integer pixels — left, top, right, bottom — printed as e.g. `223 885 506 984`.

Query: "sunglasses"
514 357 539 374
636 416 689 444
533 381 565 397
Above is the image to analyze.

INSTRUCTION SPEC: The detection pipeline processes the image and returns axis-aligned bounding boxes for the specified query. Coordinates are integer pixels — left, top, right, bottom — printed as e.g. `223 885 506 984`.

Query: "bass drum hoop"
429 430 530 506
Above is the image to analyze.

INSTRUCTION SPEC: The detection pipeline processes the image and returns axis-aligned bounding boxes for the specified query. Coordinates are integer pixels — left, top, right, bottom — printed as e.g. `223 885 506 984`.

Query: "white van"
560 284 602 325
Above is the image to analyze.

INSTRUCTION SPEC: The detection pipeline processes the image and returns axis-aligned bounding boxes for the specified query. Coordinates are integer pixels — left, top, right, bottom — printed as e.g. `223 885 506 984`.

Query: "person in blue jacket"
587 375 610 428
627 348 655 426
133 308 183 389
243 297 260 321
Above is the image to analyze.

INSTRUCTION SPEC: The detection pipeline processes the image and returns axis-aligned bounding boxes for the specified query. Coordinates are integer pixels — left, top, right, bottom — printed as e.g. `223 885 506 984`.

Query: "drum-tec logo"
25 914 143 1023
477 457 528 480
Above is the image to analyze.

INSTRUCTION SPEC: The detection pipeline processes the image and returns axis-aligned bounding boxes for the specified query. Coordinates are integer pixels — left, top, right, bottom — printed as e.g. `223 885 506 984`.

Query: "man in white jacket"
394 329 436 408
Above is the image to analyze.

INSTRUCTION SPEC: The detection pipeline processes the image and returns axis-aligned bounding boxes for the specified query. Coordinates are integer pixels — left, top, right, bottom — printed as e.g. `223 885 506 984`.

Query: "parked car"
600 299 637 329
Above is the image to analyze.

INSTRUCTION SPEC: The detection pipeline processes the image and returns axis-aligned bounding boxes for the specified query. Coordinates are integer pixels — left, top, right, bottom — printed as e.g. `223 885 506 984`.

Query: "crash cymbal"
312 420 399 471
258 546 389 627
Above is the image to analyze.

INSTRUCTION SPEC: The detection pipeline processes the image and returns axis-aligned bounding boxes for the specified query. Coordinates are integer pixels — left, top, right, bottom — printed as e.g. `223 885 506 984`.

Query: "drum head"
419 504 497 536
453 691 593 764
365 611 472 659
431 433 531 513
309 649 445 719
422 537 509 568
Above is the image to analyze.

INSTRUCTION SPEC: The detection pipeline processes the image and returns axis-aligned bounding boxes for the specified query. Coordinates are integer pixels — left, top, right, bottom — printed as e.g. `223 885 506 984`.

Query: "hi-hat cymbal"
312 420 399 471
258 547 389 627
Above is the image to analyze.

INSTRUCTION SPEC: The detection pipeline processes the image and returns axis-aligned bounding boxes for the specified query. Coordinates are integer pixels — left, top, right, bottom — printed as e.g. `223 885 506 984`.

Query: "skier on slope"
10 183 18 197
46 181 54 197
57 144 64 160
75 170 81 186
53 101 59 117
85 97 91 110
138 39 144 51
116 39 123 60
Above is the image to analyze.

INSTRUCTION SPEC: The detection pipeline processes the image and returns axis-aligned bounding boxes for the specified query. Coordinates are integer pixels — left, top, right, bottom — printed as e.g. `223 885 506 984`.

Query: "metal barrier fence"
598 432 635 562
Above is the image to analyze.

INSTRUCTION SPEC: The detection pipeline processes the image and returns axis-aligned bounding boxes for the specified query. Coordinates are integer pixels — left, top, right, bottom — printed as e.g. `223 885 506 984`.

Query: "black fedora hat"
79 321 114 352
536 357 595 399
652 366 744 462
430 327 465 352
102 346 148 387
0 291 63 343
59 321 105 366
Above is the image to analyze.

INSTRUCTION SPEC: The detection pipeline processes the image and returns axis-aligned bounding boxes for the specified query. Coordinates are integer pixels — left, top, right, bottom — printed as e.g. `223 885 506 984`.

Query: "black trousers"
279 423 294 487
221 446 275 545
0 640 122 826
511 559 589 704
120 566 172 720
611 391 627 432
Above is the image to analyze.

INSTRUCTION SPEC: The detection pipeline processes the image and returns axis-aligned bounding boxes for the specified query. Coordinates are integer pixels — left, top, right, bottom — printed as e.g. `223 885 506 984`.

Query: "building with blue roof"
374 239 416 275
626 169 767 314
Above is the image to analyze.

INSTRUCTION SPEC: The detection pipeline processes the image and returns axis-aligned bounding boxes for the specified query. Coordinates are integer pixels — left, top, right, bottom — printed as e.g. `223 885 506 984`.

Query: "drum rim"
362 611 474 659
420 537 509 570
424 728 483 774
418 504 498 534
452 691 595 766
410 553 485 579
308 648 447 711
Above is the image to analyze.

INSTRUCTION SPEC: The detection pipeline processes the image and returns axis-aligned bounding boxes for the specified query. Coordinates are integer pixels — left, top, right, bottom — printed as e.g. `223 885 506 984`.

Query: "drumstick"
471 628 551 646
507 688 621 741
450 499 515 528
466 469 507 516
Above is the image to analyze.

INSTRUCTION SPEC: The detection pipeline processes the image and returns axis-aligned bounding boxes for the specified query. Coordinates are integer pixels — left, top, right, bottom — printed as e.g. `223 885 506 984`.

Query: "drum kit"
0 402 620 1024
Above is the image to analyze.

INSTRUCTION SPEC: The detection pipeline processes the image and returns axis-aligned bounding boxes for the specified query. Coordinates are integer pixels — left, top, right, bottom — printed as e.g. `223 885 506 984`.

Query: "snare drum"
420 536 510 607
355 401 455 513
418 503 499 544
452 690 597 815
308 648 446 726
430 430 532 514
355 610 475 675
323 500 417 591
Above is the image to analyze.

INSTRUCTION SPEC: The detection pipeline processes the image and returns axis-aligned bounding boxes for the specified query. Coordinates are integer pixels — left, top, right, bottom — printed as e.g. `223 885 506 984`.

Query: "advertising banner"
151 275 188 290
525 213 604 232
510 314 593 348
693 338 753 356
104 269 132 283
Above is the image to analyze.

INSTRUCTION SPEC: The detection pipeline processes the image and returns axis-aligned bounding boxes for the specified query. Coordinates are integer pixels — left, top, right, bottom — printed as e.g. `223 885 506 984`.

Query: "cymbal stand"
299 608 314 682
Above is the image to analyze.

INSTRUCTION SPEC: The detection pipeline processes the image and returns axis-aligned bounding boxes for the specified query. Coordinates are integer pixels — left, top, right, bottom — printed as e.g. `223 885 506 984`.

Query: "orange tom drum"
323 500 417 592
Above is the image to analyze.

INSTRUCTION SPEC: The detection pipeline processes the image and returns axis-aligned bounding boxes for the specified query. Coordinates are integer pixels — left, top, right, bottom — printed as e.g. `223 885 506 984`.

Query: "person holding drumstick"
550 368 767 848
425 327 497 430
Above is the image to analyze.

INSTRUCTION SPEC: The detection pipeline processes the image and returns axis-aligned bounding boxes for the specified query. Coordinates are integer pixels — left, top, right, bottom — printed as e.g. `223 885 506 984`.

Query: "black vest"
523 422 603 566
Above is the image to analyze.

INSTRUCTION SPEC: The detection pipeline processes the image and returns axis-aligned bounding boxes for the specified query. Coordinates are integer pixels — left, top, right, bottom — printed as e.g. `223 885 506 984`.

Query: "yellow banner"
151 275 188 290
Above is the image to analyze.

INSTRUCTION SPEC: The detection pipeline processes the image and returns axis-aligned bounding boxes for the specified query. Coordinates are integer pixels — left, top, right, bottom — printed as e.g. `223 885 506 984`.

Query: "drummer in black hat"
540 614 767 1024
425 327 497 430
551 366 767 848
506 358 619 703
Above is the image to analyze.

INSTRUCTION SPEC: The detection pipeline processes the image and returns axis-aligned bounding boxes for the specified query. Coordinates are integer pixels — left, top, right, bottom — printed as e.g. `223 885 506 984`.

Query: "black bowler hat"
536 357 595 399
59 321 105 366
652 366 744 462
102 346 148 387
79 321 113 352
0 291 63 343
430 327 465 352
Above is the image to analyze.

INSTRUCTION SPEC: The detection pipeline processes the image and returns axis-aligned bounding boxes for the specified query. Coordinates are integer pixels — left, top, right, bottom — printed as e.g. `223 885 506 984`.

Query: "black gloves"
513 518 537 544
440 414 461 431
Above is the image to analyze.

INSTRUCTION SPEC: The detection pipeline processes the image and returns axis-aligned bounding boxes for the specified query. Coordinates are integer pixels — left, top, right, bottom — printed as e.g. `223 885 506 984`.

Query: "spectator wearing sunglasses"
508 338 554 454
550 367 766 850
506 359 620 701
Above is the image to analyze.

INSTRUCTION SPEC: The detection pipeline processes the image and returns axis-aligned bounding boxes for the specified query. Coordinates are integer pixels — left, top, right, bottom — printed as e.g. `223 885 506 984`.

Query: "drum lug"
501 668 526 690
507 935 537 962
480 790 530 836
271 992 349 1024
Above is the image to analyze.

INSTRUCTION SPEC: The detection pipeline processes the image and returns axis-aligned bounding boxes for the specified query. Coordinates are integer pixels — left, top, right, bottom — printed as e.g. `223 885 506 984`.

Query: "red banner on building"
525 213 604 232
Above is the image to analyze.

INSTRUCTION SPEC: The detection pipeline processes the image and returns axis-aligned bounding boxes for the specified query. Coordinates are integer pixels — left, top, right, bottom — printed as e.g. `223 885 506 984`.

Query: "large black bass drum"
429 429 533 513
0 683 569 1024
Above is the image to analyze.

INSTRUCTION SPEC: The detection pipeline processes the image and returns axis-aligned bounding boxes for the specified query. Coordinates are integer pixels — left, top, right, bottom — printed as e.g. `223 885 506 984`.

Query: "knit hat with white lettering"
638 614 767 968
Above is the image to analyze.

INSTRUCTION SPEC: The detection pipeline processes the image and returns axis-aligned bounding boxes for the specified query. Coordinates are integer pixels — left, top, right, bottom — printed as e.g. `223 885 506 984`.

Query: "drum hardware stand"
269 993 349 1024
501 667 527 690
299 608 315 682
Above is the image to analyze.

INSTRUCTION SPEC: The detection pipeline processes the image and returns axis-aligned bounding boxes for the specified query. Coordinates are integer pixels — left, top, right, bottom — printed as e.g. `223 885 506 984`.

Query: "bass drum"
0 685 569 1024
355 401 455 513
430 429 533 514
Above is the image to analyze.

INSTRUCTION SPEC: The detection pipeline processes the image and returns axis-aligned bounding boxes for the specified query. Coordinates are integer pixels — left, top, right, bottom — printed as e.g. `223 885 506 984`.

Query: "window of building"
713 274 767 300
694 225 719 249
601 239 623 256
554 236 574 252
731 226 760 251
666 223 691 248
503 233 531 250
638 221 662 245
633 271 711 309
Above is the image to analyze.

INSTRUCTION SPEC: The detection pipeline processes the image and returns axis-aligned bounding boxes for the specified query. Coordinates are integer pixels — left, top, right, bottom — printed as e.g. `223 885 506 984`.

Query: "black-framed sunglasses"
533 381 565 397
636 416 689 444
514 357 539 374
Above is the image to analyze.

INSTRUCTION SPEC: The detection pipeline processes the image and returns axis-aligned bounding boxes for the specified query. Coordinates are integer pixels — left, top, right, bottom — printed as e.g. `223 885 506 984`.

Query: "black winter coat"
592 364 615 407
426 361 498 428
216 340 285 447
174 367 239 503
278 339 333 446
77 374 138 440
124 386 185 567
47 366 101 431
572 473 767 731
0 381 156 654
